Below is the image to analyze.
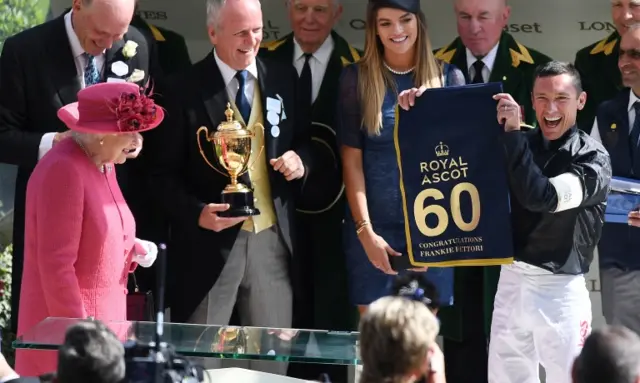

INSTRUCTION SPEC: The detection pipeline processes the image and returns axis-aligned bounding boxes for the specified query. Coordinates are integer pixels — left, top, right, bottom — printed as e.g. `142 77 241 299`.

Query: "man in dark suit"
433 0 551 381
143 0 314 375
124 5 192 307
590 23 640 336
0 0 157 332
258 1 360 380
574 0 640 132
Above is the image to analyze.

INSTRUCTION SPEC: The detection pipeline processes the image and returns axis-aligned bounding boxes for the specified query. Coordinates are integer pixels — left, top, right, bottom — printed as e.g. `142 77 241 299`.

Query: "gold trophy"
196 103 264 217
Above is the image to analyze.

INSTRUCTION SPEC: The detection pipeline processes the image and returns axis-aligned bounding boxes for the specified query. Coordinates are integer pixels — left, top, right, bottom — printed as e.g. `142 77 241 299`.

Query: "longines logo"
503 23 542 34
579 21 616 32
349 19 542 33
263 20 282 40
136 9 167 21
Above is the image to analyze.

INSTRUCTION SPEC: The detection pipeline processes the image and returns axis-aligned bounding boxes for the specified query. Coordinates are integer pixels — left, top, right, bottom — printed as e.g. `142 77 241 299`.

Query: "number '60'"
413 182 481 237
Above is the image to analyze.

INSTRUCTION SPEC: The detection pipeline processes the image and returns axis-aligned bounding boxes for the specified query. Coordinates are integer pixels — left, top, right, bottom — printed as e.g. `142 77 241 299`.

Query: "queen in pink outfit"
15 82 165 377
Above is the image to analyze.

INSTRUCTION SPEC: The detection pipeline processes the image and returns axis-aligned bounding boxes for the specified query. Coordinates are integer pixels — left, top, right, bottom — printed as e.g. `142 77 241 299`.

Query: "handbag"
127 273 155 321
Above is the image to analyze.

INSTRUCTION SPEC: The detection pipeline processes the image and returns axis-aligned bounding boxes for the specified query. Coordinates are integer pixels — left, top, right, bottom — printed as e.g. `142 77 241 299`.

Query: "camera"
123 338 203 383
122 244 204 383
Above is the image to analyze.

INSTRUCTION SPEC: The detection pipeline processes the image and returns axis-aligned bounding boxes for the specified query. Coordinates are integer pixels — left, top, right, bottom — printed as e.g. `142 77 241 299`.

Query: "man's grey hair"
57 320 126 383
573 325 640 383
206 0 262 28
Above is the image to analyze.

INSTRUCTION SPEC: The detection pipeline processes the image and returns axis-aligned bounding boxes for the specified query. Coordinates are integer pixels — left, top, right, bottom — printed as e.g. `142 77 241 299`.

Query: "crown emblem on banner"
435 142 449 157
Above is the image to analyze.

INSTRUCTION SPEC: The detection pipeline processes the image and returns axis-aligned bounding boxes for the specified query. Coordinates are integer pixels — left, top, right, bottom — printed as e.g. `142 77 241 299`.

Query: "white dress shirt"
38 10 106 161
466 43 499 83
292 35 334 104
213 49 258 108
590 89 640 143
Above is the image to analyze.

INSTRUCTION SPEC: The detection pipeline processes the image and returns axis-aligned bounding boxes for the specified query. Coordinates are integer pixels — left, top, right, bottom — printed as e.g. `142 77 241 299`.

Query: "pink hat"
57 82 164 134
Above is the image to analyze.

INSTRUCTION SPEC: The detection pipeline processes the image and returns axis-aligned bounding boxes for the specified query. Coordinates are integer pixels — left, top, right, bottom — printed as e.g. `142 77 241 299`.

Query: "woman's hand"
132 238 158 268
359 228 399 275
398 86 427 111
629 208 640 227
426 342 446 383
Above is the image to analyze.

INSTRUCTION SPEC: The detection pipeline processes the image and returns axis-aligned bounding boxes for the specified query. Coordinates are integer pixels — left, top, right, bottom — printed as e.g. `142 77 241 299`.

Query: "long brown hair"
358 5 444 136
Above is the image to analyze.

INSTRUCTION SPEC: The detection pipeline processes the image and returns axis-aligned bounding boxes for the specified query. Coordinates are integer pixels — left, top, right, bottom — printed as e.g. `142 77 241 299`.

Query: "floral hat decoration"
57 82 164 134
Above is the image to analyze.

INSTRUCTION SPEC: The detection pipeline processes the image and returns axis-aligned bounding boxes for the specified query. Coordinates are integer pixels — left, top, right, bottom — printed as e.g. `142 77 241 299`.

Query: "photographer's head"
57 320 125 383
572 325 640 383
391 272 440 314
359 296 440 383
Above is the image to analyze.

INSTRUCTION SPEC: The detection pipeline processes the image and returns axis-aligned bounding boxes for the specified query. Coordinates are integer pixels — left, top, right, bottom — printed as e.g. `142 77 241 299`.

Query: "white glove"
132 238 158 268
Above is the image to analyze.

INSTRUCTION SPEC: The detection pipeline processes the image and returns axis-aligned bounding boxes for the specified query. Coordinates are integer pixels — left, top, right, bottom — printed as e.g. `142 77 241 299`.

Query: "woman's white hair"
72 131 106 145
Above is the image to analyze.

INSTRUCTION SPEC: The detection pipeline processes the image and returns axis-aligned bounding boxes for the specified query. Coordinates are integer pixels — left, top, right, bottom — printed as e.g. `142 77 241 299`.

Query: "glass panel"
13 318 361 365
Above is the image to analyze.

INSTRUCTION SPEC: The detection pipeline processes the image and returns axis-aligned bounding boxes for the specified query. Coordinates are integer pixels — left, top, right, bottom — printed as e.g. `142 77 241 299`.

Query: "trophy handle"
196 126 228 178
238 123 265 177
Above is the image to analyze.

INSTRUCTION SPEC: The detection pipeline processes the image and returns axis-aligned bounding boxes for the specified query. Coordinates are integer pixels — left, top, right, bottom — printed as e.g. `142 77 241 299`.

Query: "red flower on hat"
113 87 159 132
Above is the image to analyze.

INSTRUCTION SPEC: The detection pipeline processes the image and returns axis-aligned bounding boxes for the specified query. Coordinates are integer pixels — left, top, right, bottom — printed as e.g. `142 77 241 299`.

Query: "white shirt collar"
64 10 86 59
628 89 640 112
293 34 334 65
465 42 499 73
213 48 258 86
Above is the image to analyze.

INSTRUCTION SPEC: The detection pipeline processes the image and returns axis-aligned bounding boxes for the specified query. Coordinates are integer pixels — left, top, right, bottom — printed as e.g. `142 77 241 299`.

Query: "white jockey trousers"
488 262 592 383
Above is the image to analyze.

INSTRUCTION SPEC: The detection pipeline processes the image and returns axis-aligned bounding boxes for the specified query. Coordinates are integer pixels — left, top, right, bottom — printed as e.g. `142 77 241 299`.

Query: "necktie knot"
634 101 640 113
471 60 485 84
298 52 313 110
235 70 248 86
234 70 251 122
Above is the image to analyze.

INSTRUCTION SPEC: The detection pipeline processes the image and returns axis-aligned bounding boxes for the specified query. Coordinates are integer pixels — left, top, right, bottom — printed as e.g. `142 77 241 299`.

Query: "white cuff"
38 132 57 161
0 372 20 383
549 172 584 212
132 239 158 268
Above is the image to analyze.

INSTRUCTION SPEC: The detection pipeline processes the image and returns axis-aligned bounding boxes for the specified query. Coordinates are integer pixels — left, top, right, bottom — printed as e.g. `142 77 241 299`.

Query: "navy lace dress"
337 62 466 306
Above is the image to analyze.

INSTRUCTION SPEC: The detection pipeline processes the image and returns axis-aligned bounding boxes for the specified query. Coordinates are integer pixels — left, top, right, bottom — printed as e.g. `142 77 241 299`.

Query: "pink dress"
15 138 137 377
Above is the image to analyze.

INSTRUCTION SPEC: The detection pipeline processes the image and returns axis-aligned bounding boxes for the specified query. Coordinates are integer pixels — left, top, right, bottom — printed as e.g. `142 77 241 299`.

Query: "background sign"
48 0 614 62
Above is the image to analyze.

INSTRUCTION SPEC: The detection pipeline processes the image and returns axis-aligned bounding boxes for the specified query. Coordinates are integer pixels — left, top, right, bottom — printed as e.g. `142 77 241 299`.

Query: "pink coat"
15 138 137 377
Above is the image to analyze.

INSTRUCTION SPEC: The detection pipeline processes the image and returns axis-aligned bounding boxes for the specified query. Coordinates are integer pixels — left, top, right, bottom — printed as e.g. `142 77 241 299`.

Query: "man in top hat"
0 0 158 332
142 0 316 375
574 0 640 132
258 1 361 379
433 0 551 381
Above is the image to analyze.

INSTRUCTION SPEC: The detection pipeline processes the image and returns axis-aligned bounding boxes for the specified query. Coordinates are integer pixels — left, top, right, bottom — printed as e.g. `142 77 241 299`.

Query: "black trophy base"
218 190 261 217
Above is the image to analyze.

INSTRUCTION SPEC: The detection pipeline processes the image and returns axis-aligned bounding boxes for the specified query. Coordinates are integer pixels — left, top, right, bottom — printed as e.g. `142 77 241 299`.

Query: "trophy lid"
216 103 253 138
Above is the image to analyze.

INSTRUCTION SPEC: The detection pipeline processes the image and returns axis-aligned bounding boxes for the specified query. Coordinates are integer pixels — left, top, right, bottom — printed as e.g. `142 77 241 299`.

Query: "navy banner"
394 82 514 268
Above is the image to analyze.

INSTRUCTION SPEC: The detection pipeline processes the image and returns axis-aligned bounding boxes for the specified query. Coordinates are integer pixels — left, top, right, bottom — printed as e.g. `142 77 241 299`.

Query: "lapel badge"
611 123 617 131
111 61 129 77
502 76 507 81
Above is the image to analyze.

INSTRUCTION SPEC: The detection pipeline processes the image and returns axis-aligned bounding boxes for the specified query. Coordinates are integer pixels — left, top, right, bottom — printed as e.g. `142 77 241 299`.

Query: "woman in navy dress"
338 0 466 314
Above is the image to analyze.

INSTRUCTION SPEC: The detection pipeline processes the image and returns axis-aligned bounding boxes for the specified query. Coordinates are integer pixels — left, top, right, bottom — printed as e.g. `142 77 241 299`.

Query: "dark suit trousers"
443 267 489 383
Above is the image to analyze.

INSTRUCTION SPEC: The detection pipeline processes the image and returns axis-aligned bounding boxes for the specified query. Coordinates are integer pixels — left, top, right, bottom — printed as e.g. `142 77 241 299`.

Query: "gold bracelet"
355 220 370 236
